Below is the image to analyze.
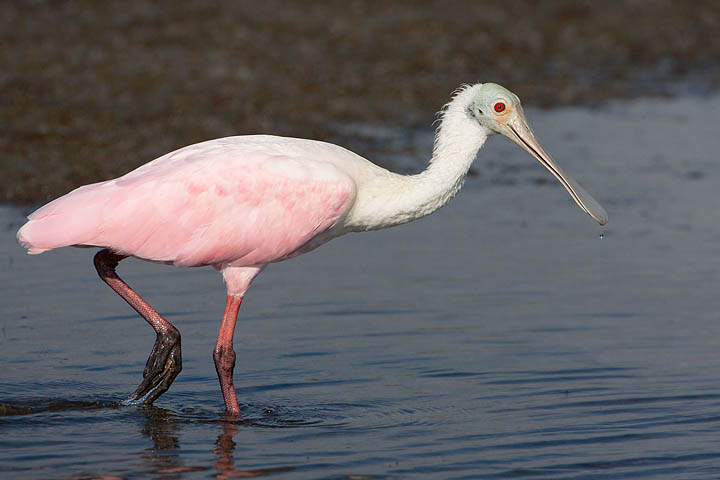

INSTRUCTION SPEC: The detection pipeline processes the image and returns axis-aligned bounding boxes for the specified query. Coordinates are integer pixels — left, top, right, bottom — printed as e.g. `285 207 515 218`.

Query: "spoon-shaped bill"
505 114 608 226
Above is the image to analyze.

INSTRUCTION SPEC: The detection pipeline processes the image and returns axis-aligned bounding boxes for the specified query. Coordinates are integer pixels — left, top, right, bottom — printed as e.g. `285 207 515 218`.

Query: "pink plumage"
17 135 367 415
18 135 357 291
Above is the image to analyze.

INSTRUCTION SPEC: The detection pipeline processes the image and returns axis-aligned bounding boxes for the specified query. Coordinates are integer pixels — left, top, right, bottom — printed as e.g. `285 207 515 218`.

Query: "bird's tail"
17 181 112 254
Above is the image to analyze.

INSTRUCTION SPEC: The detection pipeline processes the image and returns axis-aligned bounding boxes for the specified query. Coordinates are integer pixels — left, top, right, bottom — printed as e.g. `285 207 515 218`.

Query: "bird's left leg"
93 249 182 404
214 295 243 416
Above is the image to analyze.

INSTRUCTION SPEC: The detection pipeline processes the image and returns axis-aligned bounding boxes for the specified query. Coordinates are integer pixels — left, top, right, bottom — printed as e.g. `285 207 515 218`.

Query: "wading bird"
17 83 607 416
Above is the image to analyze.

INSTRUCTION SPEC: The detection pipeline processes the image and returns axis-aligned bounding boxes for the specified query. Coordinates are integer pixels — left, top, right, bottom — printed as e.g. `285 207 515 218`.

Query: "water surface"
2 95 720 478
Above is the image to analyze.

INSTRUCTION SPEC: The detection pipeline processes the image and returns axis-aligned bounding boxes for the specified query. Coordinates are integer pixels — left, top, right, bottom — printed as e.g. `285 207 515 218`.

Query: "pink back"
18 136 358 269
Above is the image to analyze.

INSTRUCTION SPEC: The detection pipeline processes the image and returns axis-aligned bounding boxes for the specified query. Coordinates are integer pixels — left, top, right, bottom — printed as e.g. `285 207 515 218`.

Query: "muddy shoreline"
2 0 719 203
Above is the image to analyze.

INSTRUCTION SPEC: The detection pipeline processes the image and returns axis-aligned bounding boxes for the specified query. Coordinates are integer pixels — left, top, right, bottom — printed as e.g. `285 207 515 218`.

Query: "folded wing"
17 136 358 267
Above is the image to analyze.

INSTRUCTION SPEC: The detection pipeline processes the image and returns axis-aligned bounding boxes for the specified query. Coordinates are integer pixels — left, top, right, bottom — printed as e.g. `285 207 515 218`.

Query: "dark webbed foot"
127 327 182 404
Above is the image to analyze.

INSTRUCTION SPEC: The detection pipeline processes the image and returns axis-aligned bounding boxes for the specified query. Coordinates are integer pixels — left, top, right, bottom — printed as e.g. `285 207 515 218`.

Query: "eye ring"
493 102 506 113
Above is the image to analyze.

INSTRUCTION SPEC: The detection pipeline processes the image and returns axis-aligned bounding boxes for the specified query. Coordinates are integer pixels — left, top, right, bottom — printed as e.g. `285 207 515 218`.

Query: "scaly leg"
213 295 243 416
93 249 182 404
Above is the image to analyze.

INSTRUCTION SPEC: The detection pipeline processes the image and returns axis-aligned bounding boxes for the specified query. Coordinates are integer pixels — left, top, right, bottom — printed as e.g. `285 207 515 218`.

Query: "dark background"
3 0 719 203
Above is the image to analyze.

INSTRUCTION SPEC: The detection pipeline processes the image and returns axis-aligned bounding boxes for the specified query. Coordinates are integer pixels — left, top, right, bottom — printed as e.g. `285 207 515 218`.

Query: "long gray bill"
507 117 608 226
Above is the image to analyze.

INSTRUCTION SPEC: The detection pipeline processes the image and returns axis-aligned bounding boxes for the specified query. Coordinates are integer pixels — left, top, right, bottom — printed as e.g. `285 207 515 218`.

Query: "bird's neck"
346 91 489 231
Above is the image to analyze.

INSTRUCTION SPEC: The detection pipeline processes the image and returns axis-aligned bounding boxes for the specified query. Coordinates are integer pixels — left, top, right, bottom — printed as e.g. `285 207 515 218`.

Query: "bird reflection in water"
212 418 291 479
138 407 292 478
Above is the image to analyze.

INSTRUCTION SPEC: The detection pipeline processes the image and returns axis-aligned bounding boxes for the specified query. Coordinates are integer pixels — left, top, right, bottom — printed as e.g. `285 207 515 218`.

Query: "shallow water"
2 95 720 479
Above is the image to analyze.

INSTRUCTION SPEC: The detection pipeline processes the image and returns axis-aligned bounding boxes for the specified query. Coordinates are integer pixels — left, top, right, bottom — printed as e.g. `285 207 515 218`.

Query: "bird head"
468 83 608 226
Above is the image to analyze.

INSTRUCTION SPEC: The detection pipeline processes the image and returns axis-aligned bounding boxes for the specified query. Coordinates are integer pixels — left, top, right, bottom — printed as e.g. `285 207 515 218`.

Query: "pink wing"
17 136 358 268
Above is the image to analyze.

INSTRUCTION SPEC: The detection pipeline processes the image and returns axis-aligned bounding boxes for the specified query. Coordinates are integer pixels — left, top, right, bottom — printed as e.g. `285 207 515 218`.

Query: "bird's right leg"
213 295 243 416
93 249 182 404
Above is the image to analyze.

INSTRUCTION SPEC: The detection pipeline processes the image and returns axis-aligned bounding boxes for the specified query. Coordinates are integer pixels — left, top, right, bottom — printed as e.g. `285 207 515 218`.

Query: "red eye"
493 102 506 113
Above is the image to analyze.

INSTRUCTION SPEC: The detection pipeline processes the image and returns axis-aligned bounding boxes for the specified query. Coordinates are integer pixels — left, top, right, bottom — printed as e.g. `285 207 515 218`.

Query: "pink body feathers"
18 135 358 294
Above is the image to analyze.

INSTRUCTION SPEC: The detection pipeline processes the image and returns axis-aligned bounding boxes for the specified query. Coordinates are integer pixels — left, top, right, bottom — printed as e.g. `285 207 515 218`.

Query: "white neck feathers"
346 85 489 231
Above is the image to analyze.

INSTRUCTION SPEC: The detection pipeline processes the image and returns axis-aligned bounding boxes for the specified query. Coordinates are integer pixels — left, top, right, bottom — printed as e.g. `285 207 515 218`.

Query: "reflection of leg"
93 249 182 404
214 295 243 415
140 407 213 475
214 419 293 477
214 420 238 478
140 407 180 473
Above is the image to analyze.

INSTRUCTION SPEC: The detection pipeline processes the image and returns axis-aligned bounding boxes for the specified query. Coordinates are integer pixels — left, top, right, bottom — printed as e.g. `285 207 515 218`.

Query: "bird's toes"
142 344 182 404
142 330 181 378
128 334 182 404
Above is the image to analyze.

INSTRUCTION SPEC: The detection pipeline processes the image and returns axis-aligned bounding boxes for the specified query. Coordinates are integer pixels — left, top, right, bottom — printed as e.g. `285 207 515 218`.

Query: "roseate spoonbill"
17 83 607 415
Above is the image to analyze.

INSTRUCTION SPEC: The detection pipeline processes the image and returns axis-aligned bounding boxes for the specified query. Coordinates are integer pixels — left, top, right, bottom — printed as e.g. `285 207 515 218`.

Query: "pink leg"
213 295 243 416
93 249 182 404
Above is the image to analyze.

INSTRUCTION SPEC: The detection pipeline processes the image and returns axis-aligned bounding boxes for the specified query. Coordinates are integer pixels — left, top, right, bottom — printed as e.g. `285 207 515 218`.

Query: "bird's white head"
466 83 608 225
